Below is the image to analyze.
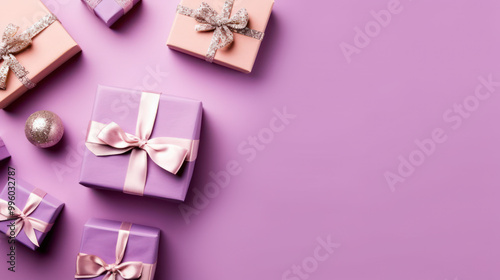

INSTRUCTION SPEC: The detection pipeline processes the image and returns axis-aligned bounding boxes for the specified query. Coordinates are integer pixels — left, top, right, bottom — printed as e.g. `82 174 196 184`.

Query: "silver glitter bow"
0 14 57 90
177 0 264 62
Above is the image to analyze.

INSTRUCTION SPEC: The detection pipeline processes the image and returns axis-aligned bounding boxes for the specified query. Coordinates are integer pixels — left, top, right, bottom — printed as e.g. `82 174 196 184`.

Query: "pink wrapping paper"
167 0 274 73
79 85 203 201
0 0 81 109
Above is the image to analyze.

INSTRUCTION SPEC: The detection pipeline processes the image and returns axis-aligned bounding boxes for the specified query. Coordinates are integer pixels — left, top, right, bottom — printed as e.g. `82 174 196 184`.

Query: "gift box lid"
0 0 81 109
84 0 141 27
0 178 64 250
167 0 274 73
0 178 64 227
79 218 160 265
79 85 203 201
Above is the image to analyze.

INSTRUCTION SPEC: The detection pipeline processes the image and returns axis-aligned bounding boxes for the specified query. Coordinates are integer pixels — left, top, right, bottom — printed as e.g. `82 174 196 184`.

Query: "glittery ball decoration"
25 111 64 148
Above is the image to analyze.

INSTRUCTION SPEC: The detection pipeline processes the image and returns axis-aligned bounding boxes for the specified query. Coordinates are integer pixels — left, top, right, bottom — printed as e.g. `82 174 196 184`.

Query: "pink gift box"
0 0 81 109
167 0 274 73
82 0 141 27
0 137 10 161
75 218 160 280
0 178 64 250
79 85 203 201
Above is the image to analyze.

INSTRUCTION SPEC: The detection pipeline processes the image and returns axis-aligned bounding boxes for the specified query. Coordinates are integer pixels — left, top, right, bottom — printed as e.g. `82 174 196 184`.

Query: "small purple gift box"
75 218 160 280
0 137 10 161
79 85 202 201
0 178 64 250
82 0 141 27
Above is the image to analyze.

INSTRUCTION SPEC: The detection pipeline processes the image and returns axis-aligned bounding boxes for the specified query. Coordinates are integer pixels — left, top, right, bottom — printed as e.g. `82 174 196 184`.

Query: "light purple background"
0 0 499 279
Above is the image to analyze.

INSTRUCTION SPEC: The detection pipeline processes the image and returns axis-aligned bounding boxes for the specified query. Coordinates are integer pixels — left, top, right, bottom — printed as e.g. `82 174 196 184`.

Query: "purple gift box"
75 218 160 280
0 137 10 162
79 85 203 201
82 0 141 27
0 178 64 250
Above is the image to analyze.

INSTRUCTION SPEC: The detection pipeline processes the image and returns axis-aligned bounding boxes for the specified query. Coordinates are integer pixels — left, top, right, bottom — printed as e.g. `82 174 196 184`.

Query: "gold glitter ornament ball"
25 111 64 148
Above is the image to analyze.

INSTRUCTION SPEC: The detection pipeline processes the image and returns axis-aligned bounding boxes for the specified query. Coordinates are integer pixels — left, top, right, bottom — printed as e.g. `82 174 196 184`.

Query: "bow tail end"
123 149 148 196
102 272 116 280
24 217 53 247
22 222 40 247
205 28 224 63
0 61 10 90
6 54 35 89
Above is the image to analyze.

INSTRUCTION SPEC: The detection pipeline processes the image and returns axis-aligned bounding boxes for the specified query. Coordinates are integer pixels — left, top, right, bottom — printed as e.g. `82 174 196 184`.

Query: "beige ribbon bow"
75 222 144 280
177 0 264 62
85 92 199 196
0 14 57 90
0 188 53 247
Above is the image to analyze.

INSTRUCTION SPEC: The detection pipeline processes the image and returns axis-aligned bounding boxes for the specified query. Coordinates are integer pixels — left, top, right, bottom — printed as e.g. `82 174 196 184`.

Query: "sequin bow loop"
0 14 56 90
192 2 250 61
177 0 265 62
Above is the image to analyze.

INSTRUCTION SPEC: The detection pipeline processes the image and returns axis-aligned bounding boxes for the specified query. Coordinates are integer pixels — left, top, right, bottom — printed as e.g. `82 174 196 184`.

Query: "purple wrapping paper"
0 137 10 162
0 178 64 250
83 0 141 27
76 218 160 280
79 85 203 201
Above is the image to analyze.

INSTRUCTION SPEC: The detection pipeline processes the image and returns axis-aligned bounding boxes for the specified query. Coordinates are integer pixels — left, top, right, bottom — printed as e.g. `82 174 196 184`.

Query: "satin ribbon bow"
76 222 143 280
0 14 56 90
94 121 190 174
0 188 53 247
85 91 199 196
177 0 264 62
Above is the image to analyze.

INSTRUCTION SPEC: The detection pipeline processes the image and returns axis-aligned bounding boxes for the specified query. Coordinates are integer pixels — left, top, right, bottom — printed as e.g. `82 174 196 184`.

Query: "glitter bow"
177 0 264 62
84 0 134 14
0 14 57 90
0 188 53 247
85 91 199 196
76 222 145 280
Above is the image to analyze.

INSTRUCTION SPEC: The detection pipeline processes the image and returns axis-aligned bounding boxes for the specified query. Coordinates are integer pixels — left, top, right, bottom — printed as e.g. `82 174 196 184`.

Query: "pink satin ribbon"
0 188 53 247
76 222 155 280
84 0 134 13
85 91 199 196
